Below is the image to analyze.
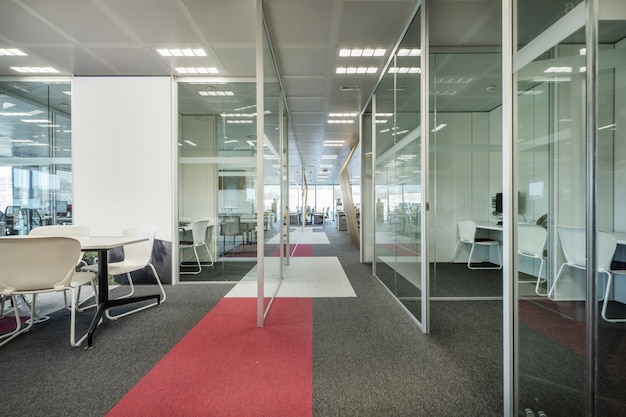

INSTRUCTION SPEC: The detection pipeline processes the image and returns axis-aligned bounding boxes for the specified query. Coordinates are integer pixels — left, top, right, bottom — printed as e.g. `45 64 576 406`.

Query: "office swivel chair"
452 220 502 269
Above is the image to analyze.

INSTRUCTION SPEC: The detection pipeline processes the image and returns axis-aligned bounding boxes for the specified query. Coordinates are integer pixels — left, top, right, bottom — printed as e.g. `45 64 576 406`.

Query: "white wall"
72 77 174 241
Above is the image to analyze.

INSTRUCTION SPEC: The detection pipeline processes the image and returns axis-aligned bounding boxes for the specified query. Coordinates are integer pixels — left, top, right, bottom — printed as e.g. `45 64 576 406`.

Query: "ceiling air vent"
340 85 360 92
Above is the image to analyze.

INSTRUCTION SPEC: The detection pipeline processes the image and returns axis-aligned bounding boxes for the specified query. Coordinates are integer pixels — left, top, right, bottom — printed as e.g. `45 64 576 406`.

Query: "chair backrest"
557 226 617 272
29 225 89 237
457 220 477 243
518 224 547 257
191 220 210 245
0 237 80 293
29 225 89 266
221 216 241 236
121 226 156 267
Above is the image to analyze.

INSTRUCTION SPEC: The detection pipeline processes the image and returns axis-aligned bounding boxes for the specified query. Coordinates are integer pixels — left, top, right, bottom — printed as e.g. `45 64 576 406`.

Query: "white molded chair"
518 224 548 296
82 226 166 320
180 219 214 274
0 236 97 347
548 227 616 306
452 220 502 269
29 225 96 309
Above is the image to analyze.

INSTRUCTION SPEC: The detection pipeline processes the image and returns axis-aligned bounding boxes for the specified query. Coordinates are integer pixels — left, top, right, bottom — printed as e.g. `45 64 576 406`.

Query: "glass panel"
596 6 626 415
0 80 73 235
262 22 282 308
514 2 587 414
373 9 422 322
177 80 258 281
429 51 503 298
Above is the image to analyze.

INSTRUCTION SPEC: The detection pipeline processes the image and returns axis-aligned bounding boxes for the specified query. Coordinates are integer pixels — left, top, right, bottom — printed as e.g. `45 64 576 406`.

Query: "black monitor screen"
495 193 503 214
56 200 68 214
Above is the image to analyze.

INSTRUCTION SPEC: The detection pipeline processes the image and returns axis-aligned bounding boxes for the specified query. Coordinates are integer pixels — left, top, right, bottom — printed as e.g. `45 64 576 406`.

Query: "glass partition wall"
373 8 423 324
0 79 73 236
513 0 626 415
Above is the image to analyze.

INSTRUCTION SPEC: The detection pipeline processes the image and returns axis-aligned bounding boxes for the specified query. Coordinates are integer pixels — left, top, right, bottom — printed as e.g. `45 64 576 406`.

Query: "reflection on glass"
373 10 422 322
177 81 258 281
0 80 73 235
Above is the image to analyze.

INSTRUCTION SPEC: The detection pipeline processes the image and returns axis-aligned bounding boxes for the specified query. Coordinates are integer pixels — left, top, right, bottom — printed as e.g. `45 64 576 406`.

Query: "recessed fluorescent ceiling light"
21 119 51 123
328 119 354 124
322 155 338 159
397 48 421 56
544 67 572 73
157 48 206 57
0 48 27 56
339 48 386 57
198 91 234 96
329 113 357 117
184 140 197 146
324 140 344 147
175 67 219 74
224 139 239 144
11 67 58 73
388 67 420 74
336 67 378 74
227 120 253 124
431 124 447 132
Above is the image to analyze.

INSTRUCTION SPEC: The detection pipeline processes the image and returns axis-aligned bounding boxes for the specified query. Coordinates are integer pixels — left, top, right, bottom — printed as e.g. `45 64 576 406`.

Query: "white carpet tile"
224 256 356 298
266 226 330 244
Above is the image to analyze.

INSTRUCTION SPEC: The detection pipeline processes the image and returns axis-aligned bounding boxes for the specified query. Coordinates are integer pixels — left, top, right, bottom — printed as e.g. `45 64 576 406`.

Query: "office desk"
74 236 160 348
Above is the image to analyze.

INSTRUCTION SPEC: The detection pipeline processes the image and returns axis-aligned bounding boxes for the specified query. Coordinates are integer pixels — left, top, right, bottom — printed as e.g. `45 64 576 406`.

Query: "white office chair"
548 226 616 304
180 219 214 274
518 224 548 296
0 236 97 347
29 225 96 310
452 220 502 269
82 226 166 320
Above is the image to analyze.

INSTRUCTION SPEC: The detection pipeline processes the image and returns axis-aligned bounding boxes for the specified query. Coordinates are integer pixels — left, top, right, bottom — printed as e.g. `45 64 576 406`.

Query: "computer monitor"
495 193 503 214
56 200 68 216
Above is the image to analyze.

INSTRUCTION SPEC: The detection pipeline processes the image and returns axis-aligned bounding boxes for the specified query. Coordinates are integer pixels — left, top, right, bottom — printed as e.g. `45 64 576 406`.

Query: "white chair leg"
451 241 463 262
601 272 626 323
534 258 547 296
112 272 135 299
105 263 166 320
0 295 35 347
548 263 568 300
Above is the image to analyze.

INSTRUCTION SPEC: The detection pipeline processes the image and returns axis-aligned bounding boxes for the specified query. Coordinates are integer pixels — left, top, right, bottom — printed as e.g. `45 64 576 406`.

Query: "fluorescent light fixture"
329 113 357 117
175 67 219 74
544 66 572 73
579 48 587 56
324 140 344 147
435 77 473 84
388 67 420 74
226 120 253 124
598 123 616 131
10 139 33 143
375 120 387 124
376 113 393 117
322 155 338 159
11 67 59 73
21 119 51 123
328 120 354 124
392 130 409 136
224 139 239 144
184 140 197 146
37 124 60 128
235 104 256 111
157 48 206 57
198 91 234 96
0 48 27 56
2 102 15 109
397 48 421 56
339 48 385 57
336 67 377 74
431 123 447 132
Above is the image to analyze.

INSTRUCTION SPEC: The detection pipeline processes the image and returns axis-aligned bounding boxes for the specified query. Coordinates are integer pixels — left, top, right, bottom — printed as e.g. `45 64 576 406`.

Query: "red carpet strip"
106 297 313 417
272 244 313 257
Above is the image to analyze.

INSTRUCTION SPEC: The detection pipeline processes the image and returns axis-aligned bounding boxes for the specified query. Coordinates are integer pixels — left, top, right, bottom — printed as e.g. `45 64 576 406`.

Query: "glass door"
513 1 589 415
373 8 423 324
